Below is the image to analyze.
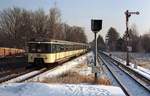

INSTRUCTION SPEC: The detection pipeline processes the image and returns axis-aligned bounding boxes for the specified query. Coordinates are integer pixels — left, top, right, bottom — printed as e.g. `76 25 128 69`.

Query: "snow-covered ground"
26 52 93 82
111 52 150 70
3 52 93 83
0 83 125 96
104 52 150 80
3 68 47 83
113 56 150 80
0 52 126 96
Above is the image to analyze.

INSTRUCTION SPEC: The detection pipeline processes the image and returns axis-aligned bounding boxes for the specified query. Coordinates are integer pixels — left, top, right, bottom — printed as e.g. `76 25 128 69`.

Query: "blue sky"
0 0 150 42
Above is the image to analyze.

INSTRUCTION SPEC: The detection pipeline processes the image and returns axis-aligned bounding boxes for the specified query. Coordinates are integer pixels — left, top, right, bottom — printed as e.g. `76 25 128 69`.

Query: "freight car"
0 47 24 57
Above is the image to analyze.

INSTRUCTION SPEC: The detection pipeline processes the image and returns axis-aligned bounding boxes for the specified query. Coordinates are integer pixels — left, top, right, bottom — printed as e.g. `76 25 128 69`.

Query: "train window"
71 45 73 50
79 45 81 49
55 44 59 52
28 43 51 53
28 43 36 52
52 44 56 53
56 44 62 52
72 45 73 50
68 45 70 51
60 45 64 52
65 45 68 51
63 45 66 51
58 44 62 52
52 44 65 53
70 45 72 51
68 45 71 51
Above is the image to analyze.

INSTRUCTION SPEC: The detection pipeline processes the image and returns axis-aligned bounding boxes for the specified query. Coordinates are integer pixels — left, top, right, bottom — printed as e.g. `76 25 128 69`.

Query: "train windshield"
28 43 51 53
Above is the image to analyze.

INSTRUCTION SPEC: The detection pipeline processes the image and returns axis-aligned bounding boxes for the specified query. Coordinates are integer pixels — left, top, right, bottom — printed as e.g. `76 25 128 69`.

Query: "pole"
125 10 130 66
125 10 139 66
94 32 98 81
126 15 130 66
91 19 102 83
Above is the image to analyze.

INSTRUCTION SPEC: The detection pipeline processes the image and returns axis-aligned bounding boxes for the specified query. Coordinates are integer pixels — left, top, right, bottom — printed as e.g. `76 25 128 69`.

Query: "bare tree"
30 9 48 40
0 6 88 49
141 33 150 52
68 26 87 43
127 24 140 52
47 6 63 40
0 7 23 47
61 24 87 43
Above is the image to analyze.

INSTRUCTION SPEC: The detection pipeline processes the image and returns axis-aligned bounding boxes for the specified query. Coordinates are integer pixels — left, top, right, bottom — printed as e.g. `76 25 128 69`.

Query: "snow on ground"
0 83 126 96
103 51 150 80
72 64 92 76
111 52 150 69
0 52 126 96
26 52 93 82
113 56 150 80
3 68 46 83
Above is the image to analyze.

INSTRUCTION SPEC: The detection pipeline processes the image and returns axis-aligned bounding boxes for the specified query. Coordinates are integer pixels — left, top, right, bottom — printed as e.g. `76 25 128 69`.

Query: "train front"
27 42 52 67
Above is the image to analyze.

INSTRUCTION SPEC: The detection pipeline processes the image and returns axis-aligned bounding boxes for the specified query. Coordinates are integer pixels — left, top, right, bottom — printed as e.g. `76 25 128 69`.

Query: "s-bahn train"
27 40 90 67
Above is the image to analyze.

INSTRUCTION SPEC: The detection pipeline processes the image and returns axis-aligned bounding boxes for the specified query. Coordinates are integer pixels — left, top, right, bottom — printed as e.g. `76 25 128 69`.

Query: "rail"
99 52 150 96
101 51 150 84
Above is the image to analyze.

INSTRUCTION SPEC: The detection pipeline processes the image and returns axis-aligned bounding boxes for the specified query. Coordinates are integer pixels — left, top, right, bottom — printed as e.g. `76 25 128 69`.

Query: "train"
27 40 90 67
0 47 24 57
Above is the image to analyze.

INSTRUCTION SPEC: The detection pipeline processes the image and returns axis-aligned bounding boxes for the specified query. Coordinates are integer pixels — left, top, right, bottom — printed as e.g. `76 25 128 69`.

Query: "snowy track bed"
3 68 48 83
0 69 34 83
97 55 121 86
26 52 93 82
100 53 150 96
112 56 150 80
2 52 93 83
102 51 150 86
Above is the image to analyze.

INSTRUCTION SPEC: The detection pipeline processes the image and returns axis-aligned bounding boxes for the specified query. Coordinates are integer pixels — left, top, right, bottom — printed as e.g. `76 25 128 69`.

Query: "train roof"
28 40 89 46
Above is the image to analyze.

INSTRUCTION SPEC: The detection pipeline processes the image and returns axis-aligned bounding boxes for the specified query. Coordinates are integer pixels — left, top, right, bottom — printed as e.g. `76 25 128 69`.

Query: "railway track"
3 68 48 83
103 51 150 89
0 68 39 83
1 52 88 83
0 56 30 83
99 52 150 96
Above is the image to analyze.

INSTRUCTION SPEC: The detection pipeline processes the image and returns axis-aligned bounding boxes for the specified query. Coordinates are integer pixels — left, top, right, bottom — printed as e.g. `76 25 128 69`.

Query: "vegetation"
103 25 150 53
41 71 111 85
1 7 150 53
106 27 119 51
97 35 106 51
34 63 111 85
0 7 87 49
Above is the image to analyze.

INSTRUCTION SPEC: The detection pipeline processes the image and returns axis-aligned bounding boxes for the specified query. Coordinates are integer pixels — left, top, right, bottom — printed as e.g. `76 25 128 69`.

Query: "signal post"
91 19 102 82
125 10 139 66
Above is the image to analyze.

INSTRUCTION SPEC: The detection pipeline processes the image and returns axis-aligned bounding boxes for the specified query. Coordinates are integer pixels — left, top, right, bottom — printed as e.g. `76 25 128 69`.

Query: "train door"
51 44 56 62
56 44 60 60
60 44 64 59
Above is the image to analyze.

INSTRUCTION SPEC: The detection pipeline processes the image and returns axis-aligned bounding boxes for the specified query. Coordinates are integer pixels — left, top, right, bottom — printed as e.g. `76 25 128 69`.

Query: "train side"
28 40 90 67
0 47 24 57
